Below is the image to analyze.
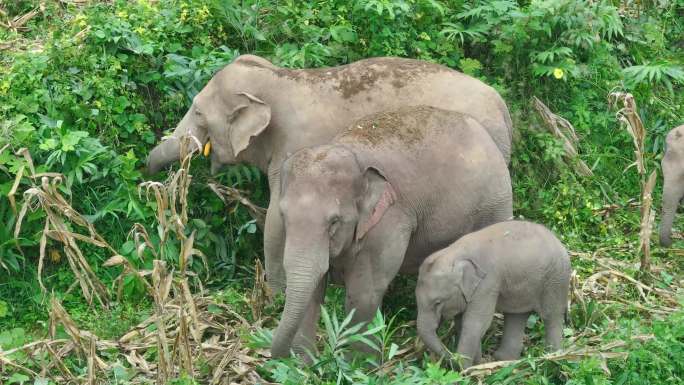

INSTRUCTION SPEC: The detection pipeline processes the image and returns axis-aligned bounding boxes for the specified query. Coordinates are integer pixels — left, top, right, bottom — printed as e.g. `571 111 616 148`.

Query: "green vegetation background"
0 0 683 384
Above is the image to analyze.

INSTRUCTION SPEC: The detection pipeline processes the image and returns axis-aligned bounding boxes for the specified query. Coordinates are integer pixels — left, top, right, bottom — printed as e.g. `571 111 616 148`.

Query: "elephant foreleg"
343 210 411 352
264 181 287 293
456 297 496 368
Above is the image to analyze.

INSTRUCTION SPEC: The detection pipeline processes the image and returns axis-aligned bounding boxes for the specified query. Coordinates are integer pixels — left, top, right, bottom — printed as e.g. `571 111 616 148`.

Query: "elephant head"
416 255 486 358
270 145 397 358
146 55 273 174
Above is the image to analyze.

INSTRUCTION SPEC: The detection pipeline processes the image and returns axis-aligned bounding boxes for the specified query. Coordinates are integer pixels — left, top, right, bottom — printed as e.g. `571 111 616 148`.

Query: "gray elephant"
416 220 570 369
271 106 513 358
145 54 513 293
660 124 684 247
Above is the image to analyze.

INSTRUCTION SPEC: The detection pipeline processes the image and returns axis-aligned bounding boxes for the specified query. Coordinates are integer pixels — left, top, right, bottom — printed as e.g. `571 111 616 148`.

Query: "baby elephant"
416 221 571 369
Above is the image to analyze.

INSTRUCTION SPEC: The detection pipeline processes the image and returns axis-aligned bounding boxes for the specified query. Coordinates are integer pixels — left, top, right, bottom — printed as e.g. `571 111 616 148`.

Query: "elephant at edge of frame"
660 124 684 247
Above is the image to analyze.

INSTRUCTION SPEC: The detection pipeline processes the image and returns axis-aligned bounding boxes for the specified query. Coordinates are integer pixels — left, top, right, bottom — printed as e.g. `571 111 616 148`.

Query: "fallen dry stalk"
208 182 267 230
0 5 42 32
532 96 593 177
463 334 654 378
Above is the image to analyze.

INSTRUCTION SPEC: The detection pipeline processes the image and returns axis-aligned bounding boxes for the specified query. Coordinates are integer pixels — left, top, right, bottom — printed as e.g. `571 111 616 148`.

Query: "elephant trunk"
417 310 447 358
271 239 328 358
146 108 205 175
146 138 181 175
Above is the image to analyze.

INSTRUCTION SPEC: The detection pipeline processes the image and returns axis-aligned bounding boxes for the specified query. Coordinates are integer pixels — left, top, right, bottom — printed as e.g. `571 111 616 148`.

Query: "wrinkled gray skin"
416 221 570 369
659 125 684 247
272 106 513 359
146 54 513 293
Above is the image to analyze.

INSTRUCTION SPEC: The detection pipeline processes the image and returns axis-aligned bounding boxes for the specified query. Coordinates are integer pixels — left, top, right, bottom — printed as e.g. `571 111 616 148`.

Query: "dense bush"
1 0 683 383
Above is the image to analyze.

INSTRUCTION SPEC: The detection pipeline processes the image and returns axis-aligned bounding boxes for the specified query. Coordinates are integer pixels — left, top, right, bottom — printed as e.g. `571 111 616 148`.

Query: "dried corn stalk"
13 147 112 307
610 92 657 274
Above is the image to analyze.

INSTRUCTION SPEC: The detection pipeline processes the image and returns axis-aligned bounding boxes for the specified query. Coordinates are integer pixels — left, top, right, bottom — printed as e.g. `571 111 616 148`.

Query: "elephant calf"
271 106 513 358
660 124 684 247
416 220 570 369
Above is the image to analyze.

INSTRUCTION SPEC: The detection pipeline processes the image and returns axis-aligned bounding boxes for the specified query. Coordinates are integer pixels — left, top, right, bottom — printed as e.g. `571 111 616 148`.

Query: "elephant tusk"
203 141 211 157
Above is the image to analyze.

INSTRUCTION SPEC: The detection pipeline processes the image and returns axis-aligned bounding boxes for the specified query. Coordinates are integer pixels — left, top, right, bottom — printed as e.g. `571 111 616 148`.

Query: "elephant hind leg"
659 167 684 247
539 278 568 352
456 297 497 368
493 312 529 361
542 313 564 352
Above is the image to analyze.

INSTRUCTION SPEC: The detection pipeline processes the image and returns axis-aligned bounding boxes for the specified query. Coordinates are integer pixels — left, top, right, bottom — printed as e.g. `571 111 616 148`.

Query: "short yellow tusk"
203 141 211 157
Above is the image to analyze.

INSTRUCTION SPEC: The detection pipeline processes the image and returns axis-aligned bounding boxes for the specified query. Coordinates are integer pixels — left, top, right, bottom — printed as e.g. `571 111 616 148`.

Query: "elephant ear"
452 259 486 303
229 92 272 158
356 167 397 241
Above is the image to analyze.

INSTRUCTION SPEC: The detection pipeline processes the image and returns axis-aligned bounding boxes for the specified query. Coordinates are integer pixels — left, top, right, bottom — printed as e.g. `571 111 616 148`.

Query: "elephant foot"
660 234 673 248
492 348 521 362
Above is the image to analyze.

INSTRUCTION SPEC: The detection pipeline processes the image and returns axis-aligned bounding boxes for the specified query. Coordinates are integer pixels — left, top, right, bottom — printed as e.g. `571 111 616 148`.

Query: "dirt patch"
251 57 449 99
288 149 316 176
340 106 445 147
235 57 270 68
286 146 356 178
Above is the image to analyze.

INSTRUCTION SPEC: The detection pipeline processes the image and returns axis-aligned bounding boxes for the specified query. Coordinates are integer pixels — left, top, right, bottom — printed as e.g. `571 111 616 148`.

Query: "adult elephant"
272 106 513 358
146 54 513 292
660 124 684 247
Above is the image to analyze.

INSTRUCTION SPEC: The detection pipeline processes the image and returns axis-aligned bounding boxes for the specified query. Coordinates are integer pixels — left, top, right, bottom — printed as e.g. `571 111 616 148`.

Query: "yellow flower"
0 80 10 95
203 141 212 157
553 68 564 79
50 249 62 263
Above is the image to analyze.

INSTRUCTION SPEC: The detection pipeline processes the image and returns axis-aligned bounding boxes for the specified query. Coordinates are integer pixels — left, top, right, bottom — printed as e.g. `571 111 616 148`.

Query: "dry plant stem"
609 92 655 275
152 260 172 384
251 258 273 319
639 171 657 273
532 96 593 177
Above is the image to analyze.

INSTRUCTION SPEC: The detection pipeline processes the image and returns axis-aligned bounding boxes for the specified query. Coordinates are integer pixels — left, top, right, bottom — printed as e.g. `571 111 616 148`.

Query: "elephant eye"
329 216 341 236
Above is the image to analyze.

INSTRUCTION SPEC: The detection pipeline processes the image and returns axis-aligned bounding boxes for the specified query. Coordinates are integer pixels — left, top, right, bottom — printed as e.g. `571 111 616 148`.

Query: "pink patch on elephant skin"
356 182 397 240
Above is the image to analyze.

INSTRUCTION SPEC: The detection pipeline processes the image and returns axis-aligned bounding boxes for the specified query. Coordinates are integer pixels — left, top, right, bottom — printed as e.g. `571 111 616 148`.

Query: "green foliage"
1 0 683 383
